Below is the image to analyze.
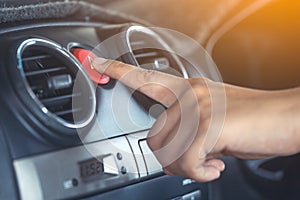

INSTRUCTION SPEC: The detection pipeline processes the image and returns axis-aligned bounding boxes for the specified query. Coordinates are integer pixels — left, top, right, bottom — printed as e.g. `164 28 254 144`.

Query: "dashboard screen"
79 157 104 180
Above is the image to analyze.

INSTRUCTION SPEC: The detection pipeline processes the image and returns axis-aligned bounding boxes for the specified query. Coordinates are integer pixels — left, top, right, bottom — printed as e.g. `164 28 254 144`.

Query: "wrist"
280 88 300 155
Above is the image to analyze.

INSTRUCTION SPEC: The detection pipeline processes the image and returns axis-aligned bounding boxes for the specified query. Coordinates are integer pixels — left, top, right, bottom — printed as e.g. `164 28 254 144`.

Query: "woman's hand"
92 57 300 182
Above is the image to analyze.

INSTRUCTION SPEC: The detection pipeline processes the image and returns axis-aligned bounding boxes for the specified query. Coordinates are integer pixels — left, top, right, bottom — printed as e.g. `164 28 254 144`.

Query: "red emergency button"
71 48 110 85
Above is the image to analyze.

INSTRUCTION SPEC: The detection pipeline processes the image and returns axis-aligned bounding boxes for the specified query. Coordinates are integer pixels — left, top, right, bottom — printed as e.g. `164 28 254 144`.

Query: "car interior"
1 0 300 199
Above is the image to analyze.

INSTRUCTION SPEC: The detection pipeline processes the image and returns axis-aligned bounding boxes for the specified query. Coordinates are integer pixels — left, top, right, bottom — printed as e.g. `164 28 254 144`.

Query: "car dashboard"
0 6 211 199
1 1 300 200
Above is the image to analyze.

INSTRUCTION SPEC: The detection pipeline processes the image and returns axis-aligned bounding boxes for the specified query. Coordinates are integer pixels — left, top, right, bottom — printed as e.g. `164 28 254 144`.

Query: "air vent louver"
17 38 95 129
126 26 188 78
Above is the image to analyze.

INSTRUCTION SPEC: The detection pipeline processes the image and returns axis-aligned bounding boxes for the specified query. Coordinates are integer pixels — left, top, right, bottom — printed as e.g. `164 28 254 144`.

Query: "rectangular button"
182 190 201 200
139 140 162 175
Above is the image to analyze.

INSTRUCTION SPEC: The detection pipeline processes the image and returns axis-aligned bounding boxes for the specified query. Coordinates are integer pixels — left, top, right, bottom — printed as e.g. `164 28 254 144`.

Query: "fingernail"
92 57 108 73
93 57 108 65
220 163 225 171
214 170 221 179
87 56 95 69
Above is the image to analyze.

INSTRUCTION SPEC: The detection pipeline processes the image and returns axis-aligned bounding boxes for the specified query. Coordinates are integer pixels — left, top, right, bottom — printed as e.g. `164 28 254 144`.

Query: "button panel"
14 136 138 200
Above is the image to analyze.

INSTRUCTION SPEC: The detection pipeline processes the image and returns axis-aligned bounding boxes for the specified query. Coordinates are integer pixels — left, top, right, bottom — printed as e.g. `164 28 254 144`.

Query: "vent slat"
55 107 82 116
130 36 183 78
130 40 146 49
40 93 81 105
133 51 158 59
22 54 52 62
24 67 66 76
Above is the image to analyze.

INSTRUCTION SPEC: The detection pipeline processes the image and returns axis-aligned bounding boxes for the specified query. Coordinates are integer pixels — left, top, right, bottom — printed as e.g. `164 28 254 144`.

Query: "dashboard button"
182 190 201 200
139 140 162 175
71 48 110 85
103 155 119 176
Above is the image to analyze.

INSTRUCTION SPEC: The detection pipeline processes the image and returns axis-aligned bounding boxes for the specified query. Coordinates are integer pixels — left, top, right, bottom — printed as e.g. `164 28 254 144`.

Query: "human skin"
92 57 300 182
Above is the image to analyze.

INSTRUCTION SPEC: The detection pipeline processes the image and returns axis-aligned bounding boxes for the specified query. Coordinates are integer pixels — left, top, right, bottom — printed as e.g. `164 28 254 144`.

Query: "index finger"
92 57 186 106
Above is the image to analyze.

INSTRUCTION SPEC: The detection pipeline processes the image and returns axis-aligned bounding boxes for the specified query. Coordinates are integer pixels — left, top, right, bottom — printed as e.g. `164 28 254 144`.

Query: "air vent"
126 25 188 78
17 38 96 129
124 26 188 117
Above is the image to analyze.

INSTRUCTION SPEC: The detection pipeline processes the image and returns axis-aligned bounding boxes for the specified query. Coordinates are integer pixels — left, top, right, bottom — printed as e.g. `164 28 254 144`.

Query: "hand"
92 57 300 182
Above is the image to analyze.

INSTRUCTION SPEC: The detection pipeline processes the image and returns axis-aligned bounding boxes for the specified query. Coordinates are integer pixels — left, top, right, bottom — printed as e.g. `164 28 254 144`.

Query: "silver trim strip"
14 161 43 200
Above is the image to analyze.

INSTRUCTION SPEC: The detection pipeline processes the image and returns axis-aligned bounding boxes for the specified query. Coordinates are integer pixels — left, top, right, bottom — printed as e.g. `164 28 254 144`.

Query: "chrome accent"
66 42 89 52
125 25 189 78
16 38 96 129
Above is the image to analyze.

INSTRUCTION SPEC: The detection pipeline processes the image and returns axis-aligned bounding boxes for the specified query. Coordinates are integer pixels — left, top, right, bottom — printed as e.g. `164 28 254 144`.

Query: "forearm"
279 87 300 155
221 86 300 159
